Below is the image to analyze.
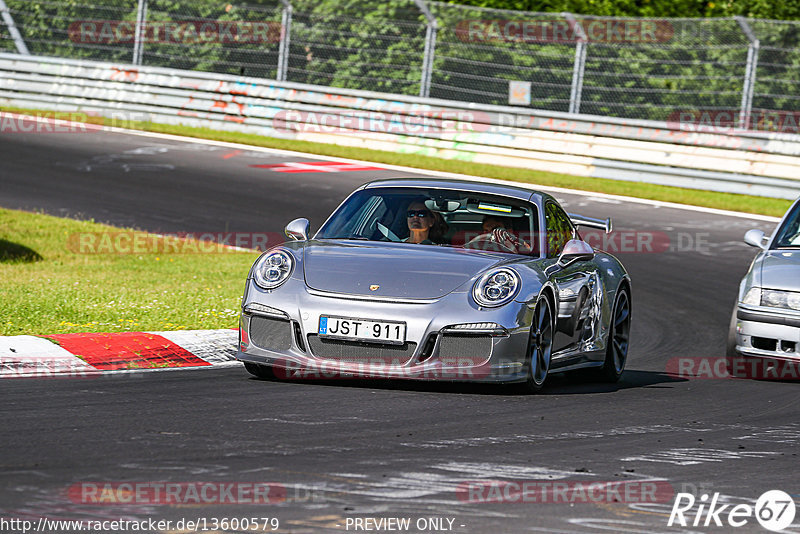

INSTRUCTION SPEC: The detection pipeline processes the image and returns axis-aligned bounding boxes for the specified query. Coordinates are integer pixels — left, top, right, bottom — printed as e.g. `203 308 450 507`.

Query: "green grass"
0 208 258 336
1 107 793 217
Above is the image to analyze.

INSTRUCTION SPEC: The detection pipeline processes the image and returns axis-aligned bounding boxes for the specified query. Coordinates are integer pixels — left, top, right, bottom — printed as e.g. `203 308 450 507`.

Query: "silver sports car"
728 197 800 376
236 178 632 392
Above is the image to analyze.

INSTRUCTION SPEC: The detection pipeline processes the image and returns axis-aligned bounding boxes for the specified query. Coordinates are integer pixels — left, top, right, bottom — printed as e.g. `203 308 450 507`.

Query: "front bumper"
235 279 534 383
733 306 800 362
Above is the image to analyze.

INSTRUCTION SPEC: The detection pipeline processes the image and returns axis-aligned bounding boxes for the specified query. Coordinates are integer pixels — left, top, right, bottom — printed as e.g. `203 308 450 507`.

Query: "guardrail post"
132 0 148 65
565 13 587 115
736 16 759 131
0 0 30 55
276 0 292 82
415 0 437 99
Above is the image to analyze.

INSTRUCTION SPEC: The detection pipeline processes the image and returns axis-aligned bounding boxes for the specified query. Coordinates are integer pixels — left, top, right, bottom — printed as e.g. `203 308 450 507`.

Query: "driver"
405 199 447 245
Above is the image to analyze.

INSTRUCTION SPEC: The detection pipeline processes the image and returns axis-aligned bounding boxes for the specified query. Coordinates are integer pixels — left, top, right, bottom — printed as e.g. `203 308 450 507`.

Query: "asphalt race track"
1 126 798 534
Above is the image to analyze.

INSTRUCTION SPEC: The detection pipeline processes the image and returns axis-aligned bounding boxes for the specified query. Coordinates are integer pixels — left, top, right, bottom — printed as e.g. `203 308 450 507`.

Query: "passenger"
479 215 532 253
405 199 447 245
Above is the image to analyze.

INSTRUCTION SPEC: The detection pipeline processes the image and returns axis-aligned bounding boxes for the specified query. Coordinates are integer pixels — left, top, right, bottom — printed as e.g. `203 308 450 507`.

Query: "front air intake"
438 333 493 362
249 315 292 351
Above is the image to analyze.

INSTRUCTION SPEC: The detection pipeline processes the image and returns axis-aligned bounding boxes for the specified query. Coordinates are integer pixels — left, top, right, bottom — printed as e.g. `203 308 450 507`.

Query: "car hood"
302 240 507 299
760 250 800 292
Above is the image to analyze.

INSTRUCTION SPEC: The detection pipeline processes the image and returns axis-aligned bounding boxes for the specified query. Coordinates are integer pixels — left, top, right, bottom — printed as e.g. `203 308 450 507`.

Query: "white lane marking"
528 527 586 534
60 147 176 173
401 423 741 449
620 448 780 466
266 461 575 506
434 461 578 480
240 417 335 425
240 415 374 425
289 472 460 500
9 110 775 223
733 424 800 445
0 335 95 377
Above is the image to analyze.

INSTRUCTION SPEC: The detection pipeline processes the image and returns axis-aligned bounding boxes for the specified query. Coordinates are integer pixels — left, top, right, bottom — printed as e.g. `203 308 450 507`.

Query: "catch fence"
2 0 800 132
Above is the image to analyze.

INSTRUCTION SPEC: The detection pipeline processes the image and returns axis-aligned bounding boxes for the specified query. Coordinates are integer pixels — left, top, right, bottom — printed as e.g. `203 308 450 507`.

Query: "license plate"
318 315 406 344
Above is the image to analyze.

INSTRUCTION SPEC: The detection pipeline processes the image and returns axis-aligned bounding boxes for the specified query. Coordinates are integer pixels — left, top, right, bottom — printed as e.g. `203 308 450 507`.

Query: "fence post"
0 0 30 55
736 16 759 130
564 13 587 114
276 0 292 81
132 0 148 65
414 0 437 99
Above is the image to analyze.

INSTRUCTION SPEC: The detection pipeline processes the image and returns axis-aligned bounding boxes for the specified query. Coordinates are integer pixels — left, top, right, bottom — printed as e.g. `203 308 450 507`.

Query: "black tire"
243 362 276 380
598 286 631 383
522 296 554 393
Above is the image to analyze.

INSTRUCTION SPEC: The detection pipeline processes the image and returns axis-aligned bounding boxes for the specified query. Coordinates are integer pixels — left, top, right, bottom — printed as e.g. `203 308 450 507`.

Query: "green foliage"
450 0 800 19
1 0 799 122
285 0 427 94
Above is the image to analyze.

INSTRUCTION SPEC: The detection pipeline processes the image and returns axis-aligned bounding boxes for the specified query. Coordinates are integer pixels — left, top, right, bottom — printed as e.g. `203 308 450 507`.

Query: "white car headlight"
473 268 520 308
761 289 800 311
253 249 294 289
741 287 761 306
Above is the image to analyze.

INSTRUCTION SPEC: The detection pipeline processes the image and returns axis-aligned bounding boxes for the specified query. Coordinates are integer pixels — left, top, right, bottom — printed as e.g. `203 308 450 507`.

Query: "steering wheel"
463 233 517 253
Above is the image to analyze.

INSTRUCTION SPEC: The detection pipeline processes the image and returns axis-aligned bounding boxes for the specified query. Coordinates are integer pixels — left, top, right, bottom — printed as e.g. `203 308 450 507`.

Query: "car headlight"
741 287 761 306
253 249 294 289
761 289 800 311
473 268 520 308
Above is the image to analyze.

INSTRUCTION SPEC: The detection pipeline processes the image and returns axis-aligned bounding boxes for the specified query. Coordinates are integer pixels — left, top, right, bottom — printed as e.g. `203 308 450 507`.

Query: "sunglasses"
407 209 432 218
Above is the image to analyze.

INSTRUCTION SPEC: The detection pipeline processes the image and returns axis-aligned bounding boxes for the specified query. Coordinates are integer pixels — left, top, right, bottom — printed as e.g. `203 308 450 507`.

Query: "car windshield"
773 201 800 248
316 187 539 255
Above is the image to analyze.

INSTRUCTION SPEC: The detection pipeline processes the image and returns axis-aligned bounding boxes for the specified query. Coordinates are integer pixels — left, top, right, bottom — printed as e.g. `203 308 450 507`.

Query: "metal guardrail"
1 53 799 199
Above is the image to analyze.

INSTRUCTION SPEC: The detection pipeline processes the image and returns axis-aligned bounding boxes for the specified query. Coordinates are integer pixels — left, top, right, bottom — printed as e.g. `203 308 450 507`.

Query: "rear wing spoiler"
568 213 613 233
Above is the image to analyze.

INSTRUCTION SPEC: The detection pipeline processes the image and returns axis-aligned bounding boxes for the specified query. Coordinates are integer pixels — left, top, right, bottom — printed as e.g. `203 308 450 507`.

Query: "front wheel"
597 286 631 383
522 296 554 393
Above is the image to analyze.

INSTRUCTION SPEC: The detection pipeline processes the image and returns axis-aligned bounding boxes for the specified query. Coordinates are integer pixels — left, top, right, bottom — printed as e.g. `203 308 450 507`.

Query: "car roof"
361 177 547 204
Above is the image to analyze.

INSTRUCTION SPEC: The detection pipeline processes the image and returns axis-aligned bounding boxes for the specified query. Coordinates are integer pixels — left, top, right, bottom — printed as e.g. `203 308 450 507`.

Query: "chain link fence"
1 0 799 131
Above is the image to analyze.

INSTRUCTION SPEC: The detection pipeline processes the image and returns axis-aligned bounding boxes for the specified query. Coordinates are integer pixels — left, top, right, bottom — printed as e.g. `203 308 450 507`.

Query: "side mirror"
285 218 310 241
558 239 595 266
744 229 767 249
